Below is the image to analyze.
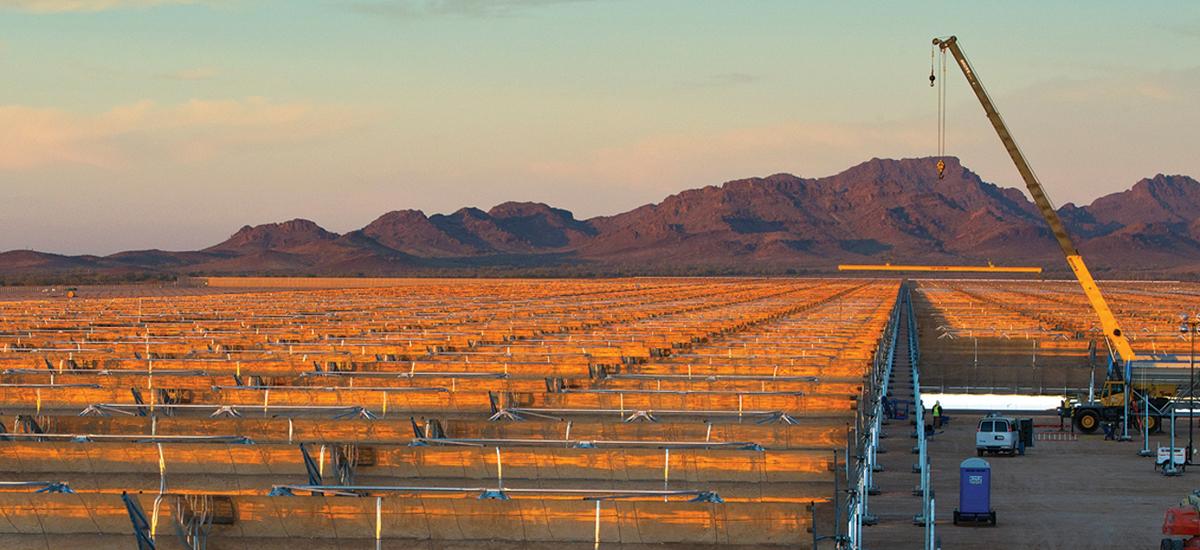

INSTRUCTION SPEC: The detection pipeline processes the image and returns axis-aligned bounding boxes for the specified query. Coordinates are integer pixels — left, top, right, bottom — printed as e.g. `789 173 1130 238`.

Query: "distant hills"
4 157 1200 281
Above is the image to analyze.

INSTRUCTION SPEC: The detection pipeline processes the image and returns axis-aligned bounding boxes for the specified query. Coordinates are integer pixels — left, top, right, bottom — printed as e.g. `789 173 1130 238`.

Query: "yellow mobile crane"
931 36 1172 433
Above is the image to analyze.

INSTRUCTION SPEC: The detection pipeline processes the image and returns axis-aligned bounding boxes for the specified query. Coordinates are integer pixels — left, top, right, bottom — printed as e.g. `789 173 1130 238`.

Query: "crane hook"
930 45 936 87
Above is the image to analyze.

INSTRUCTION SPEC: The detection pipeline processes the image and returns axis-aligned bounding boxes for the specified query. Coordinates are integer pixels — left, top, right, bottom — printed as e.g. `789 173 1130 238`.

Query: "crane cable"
932 44 947 179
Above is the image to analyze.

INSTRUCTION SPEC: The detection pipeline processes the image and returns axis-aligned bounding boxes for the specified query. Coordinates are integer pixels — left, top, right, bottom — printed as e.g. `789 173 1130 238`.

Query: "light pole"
1180 313 1200 464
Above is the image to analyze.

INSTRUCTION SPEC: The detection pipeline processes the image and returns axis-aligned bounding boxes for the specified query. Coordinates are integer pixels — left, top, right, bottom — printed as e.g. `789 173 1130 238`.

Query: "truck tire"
1148 415 1160 433
1075 409 1101 433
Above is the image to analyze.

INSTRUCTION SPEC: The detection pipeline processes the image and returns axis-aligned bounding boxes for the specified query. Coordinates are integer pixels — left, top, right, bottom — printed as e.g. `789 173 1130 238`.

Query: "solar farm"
0 278 901 548
2 277 1199 549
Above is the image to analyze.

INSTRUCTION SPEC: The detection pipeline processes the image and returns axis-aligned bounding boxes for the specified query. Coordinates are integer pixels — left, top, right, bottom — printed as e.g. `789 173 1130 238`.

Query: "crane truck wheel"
1148 415 1161 433
1074 410 1100 433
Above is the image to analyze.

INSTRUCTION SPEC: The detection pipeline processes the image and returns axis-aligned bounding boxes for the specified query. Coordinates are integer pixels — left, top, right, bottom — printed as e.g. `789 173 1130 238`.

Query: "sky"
1 0 1197 254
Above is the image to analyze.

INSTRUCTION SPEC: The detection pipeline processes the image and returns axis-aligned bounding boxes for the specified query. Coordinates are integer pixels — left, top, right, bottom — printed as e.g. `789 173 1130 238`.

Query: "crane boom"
932 35 1136 364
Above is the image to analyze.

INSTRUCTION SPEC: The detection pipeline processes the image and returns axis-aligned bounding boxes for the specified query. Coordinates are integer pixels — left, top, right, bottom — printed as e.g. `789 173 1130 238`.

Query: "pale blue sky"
1 0 1197 254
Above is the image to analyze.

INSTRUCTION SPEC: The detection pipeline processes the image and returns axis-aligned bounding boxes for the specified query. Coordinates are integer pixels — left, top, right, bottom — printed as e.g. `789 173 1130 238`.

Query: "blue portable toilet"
953 457 996 526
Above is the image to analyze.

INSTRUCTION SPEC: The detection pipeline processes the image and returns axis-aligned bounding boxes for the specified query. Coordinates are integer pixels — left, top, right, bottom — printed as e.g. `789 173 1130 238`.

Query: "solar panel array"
0 278 901 548
913 279 1200 392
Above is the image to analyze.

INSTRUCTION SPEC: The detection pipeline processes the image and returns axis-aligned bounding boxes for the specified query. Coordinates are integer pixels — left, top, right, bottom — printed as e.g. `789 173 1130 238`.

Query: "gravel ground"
864 412 1196 549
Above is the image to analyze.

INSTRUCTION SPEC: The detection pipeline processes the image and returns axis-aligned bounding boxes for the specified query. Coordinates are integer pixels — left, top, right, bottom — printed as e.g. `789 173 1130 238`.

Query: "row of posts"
907 288 936 550
841 285 902 548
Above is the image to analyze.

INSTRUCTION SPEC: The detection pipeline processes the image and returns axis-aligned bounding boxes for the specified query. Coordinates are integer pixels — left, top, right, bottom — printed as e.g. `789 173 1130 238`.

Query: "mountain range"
4 157 1200 280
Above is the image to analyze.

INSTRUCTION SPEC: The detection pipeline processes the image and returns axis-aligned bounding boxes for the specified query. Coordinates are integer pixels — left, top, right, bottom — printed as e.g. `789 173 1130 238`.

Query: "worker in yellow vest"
932 400 943 429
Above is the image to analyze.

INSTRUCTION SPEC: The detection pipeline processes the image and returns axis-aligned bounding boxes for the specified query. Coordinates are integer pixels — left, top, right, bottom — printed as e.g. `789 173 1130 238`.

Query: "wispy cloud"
526 66 1200 207
0 97 361 170
155 66 219 81
1 0 204 12
1161 20 1200 40
1035 68 1196 103
678 72 761 90
527 119 931 197
348 0 593 18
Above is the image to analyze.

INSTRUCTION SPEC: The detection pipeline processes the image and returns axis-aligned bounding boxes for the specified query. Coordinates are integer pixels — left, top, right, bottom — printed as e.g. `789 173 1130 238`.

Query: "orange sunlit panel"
0 277 906 545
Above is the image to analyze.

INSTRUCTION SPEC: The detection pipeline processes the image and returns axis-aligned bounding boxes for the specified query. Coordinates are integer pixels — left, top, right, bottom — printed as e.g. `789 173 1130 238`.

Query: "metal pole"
1121 358 1132 441
593 500 601 550
927 497 936 550
1140 389 1152 457
811 500 818 549
845 425 851 480
1166 405 1180 476
832 449 840 543
375 496 382 550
